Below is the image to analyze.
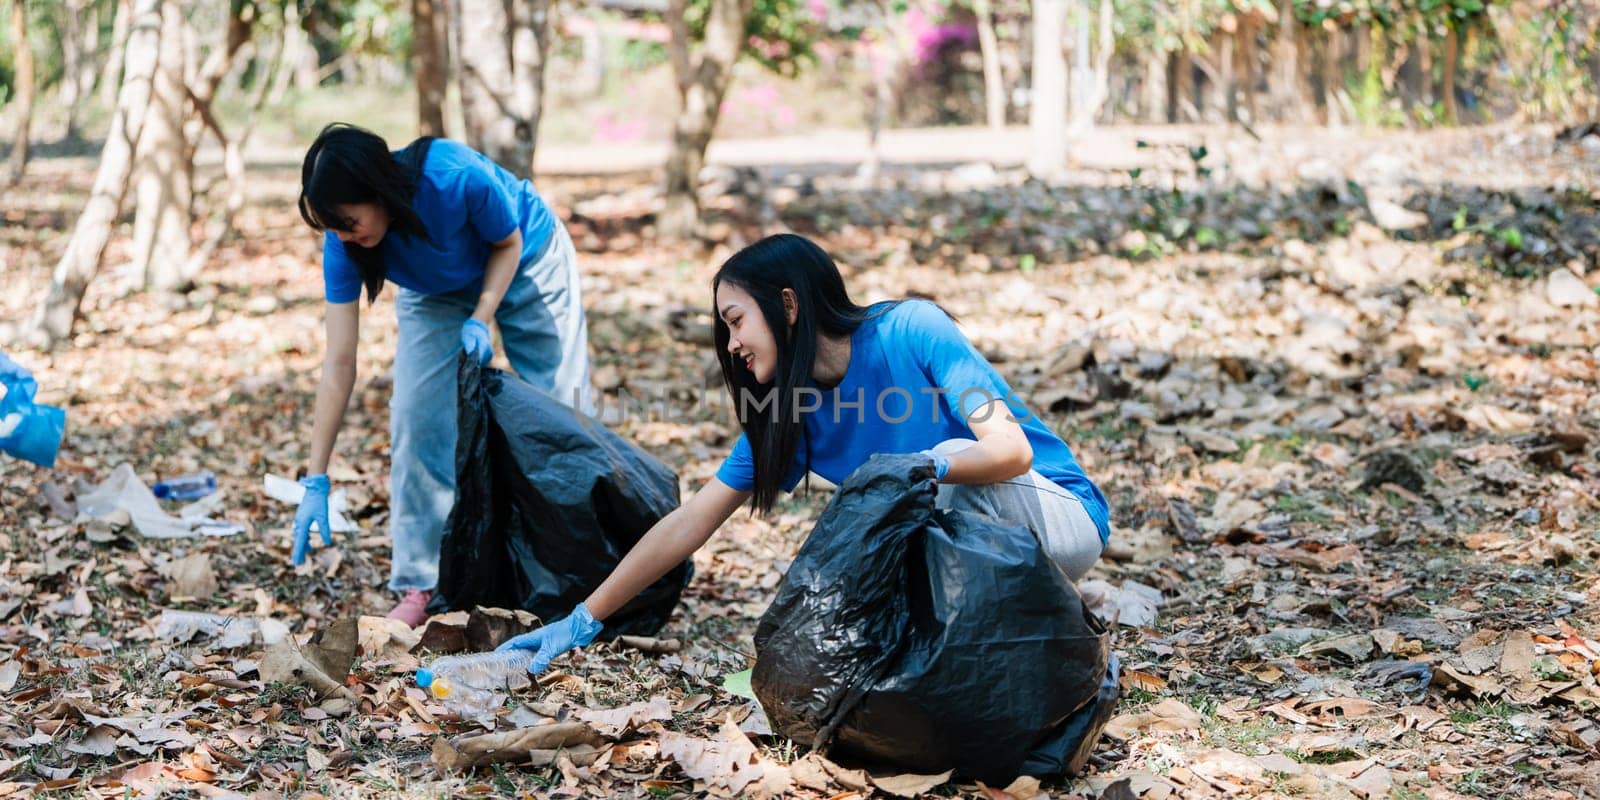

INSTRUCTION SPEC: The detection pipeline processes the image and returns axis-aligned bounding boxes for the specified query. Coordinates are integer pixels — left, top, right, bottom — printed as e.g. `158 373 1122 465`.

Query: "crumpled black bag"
752 453 1115 783
427 358 690 637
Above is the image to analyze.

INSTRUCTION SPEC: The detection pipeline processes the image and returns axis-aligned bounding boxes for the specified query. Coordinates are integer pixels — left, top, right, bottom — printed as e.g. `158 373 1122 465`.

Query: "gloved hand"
496 603 604 674
292 474 333 565
461 318 493 365
918 449 951 481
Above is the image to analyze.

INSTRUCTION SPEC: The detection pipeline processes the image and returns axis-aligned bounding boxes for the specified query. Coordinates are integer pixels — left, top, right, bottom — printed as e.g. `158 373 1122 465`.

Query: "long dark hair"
298 123 435 303
713 234 884 514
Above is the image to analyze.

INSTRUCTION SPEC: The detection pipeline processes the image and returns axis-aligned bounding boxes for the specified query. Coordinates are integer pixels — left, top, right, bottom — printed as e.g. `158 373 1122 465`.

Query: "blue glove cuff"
571 603 604 647
919 450 951 481
300 474 330 492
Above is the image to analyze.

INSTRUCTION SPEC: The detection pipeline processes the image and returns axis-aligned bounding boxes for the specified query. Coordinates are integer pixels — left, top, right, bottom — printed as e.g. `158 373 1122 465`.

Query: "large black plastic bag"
752 453 1113 783
428 358 691 637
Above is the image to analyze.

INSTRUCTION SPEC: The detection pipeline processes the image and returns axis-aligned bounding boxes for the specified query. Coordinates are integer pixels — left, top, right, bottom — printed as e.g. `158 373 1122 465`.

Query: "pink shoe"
387 590 433 628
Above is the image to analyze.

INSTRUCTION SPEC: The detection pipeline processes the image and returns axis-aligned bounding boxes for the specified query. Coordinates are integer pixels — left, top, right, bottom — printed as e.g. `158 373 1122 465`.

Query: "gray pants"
931 438 1104 580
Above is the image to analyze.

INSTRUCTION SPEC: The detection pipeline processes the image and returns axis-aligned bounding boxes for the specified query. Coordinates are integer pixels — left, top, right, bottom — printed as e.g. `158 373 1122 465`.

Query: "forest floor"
1 123 1599 799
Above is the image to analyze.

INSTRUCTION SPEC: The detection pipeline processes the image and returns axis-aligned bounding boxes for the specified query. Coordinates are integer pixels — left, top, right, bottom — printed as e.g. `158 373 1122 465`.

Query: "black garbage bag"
752 453 1114 783
427 358 691 637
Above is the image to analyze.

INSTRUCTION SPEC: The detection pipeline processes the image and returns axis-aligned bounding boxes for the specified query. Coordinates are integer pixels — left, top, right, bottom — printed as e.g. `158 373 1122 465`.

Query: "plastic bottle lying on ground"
153 471 218 501
416 650 536 715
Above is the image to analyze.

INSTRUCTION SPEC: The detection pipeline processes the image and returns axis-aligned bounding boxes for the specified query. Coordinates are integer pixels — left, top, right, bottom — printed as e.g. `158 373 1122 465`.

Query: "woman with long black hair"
294 123 592 624
498 233 1110 670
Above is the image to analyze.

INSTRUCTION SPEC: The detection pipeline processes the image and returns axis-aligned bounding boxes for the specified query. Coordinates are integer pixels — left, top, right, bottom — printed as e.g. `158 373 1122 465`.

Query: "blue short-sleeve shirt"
321 139 557 303
715 300 1111 541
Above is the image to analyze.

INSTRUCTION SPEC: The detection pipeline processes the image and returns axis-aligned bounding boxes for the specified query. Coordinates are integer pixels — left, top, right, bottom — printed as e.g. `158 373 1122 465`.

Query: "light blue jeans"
388 224 594 591
931 438 1105 581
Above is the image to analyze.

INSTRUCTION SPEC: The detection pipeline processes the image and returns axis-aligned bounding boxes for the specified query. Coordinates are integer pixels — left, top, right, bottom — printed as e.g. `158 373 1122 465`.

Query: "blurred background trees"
2 0 1597 344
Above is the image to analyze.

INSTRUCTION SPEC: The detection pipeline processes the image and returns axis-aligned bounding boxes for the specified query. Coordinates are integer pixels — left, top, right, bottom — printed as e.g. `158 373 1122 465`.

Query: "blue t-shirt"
322 139 557 303
715 300 1111 541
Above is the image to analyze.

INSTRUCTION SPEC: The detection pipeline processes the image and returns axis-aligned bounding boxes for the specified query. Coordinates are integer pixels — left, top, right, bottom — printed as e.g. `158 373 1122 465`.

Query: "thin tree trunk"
1065 0 1112 132
1168 47 1193 122
1269 0 1299 120
5 1 35 185
131 2 192 291
57 0 90 141
1219 24 1236 121
1240 16 1259 123
1320 25 1341 124
1027 0 1068 177
858 2 899 183
1067 0 1090 130
414 0 448 137
1413 17 1432 111
101 0 132 108
1441 23 1458 124
132 0 192 291
23 0 164 348
660 0 751 236
974 0 1005 129
1142 50 1165 122
457 0 550 178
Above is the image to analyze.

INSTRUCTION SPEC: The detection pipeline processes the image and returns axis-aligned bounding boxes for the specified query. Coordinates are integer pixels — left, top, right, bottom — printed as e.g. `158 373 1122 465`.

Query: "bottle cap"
415 668 434 688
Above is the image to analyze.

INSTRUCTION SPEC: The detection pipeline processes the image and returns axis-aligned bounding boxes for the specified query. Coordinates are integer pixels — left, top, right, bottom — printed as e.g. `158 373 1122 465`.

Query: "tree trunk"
132 1 192 292
1027 0 1068 176
858 3 899 183
1218 25 1236 121
1167 47 1193 122
1142 50 1165 122
414 0 448 137
5 0 35 185
974 0 1005 129
1353 20 1369 76
1319 25 1341 124
24 0 164 348
660 0 751 236
1240 16 1259 123
101 0 132 108
1441 23 1458 124
1269 0 1299 120
57 0 91 141
1412 17 1432 111
1066 0 1112 132
457 0 550 178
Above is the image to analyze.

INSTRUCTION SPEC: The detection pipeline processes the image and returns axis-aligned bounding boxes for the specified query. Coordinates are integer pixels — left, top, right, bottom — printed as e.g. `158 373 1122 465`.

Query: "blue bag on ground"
427 358 691 637
0 354 66 468
752 453 1116 783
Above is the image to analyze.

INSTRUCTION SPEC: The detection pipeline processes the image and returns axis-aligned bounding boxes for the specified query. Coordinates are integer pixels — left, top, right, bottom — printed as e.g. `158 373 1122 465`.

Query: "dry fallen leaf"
357 615 421 660
868 769 956 798
658 715 791 797
160 552 218 600
575 697 673 737
1105 698 1204 739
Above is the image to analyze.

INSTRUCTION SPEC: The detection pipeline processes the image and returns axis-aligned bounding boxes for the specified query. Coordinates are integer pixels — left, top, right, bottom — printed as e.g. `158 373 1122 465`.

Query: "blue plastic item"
152 471 218 501
0 353 65 469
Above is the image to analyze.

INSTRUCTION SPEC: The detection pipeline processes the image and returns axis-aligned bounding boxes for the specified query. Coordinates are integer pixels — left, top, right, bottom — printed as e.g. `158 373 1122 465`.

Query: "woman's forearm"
472 234 521 323
308 359 356 475
583 480 748 621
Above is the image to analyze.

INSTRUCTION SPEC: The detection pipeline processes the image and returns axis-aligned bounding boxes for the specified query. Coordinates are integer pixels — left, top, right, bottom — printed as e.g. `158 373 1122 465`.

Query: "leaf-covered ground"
1 125 1598 799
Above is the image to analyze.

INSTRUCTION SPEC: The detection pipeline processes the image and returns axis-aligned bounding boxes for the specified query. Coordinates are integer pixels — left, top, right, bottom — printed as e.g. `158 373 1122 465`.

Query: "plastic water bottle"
416 650 536 715
153 471 217 501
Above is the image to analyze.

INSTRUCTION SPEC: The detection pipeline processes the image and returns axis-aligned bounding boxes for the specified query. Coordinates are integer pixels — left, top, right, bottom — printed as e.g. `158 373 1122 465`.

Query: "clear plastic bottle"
415 650 536 715
153 471 217 501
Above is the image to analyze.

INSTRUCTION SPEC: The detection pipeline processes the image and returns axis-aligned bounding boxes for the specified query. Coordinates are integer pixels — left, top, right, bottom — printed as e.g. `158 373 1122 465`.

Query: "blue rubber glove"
496 604 604 674
291 474 333 565
919 449 951 481
461 318 493 365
